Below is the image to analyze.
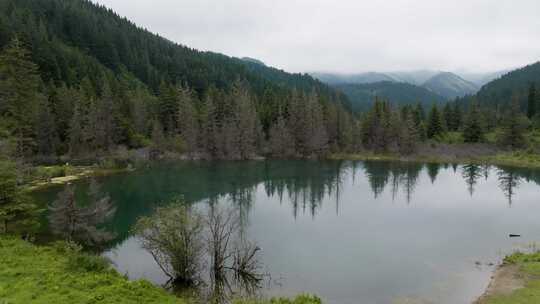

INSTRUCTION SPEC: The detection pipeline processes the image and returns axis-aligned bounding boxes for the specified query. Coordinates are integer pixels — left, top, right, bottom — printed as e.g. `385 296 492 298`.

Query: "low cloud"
94 0 540 73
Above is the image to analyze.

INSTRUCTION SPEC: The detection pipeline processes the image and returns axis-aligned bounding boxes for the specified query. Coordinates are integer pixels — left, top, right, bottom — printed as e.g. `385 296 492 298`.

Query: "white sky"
94 0 540 74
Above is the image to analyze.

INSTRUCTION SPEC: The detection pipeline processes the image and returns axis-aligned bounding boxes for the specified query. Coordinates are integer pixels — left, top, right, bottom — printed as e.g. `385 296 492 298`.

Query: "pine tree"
200 93 219 158
35 97 59 155
232 83 260 159
0 160 40 234
336 104 354 152
305 91 329 156
398 111 419 155
527 83 536 119
452 102 463 131
176 85 199 154
498 95 528 149
443 103 454 131
158 82 178 136
269 113 295 157
413 103 425 127
412 103 427 141
69 103 85 156
462 101 484 143
426 104 444 139
0 38 41 156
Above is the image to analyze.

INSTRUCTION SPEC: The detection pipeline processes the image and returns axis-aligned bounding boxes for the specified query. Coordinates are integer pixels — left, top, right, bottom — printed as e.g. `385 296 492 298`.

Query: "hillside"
471 62 540 108
0 0 345 103
336 81 446 112
312 70 482 100
310 72 396 85
0 0 355 160
422 72 479 99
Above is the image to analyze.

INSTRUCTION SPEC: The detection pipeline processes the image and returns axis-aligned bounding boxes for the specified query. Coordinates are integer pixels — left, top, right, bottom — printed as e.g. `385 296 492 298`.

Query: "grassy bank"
330 150 540 169
477 252 540 303
24 164 132 192
0 237 320 304
0 237 183 304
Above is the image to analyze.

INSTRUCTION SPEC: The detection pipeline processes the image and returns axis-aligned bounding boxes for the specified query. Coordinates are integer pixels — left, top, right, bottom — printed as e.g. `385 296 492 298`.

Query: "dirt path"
474 264 525 303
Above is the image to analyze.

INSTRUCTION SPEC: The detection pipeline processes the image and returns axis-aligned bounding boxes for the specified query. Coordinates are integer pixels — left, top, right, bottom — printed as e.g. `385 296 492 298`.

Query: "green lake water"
33 160 540 304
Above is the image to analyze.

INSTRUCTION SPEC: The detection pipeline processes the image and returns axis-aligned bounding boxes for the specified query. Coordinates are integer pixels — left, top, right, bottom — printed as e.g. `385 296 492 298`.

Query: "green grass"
487 152 540 169
434 131 464 144
234 295 322 304
481 252 540 304
0 237 321 304
0 237 184 304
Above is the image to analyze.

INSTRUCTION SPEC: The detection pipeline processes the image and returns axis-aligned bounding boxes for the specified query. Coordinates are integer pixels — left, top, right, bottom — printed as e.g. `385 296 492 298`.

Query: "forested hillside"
422 72 478 99
0 0 345 100
336 82 446 112
0 0 353 160
471 62 540 109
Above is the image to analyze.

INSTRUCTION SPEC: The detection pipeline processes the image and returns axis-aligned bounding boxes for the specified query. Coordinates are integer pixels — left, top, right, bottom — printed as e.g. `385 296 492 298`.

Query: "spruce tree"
0 160 40 234
443 103 454 131
426 104 444 139
498 96 528 149
0 38 41 156
463 102 484 143
35 97 59 155
398 111 419 155
305 91 329 156
527 83 536 119
176 85 199 154
69 102 85 156
269 113 295 157
200 93 219 158
452 102 463 131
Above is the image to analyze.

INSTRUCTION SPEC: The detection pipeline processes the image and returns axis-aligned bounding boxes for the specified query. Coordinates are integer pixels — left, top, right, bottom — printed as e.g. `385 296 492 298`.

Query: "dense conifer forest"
0 0 539 165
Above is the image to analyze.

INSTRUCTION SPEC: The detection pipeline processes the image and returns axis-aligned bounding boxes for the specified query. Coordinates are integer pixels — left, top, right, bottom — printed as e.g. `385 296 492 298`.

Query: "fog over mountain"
93 0 540 74
311 68 515 99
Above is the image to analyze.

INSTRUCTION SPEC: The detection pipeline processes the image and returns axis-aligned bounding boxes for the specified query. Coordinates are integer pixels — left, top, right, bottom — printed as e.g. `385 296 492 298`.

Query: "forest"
2 0 540 304
1 0 540 167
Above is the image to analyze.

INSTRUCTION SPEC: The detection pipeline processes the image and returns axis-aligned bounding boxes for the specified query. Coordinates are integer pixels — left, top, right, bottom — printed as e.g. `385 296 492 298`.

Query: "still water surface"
34 161 540 304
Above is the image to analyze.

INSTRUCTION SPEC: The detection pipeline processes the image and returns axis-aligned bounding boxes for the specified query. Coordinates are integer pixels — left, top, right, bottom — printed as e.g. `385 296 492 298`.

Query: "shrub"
67 252 111 273
434 132 464 144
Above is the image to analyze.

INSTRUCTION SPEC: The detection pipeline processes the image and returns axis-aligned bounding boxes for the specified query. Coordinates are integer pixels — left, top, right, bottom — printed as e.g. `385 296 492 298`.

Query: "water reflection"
34 160 540 247
31 160 540 303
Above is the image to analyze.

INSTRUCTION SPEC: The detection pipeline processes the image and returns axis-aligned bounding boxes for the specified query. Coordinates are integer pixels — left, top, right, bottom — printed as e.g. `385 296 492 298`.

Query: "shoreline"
474 264 524 304
473 251 540 304
329 151 540 170
25 167 132 192
25 149 540 192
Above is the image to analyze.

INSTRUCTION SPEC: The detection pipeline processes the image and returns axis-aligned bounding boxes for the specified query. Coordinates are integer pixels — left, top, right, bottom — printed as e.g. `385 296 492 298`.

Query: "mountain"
457 69 513 87
422 72 479 99
386 70 440 85
463 62 540 109
241 57 266 66
0 0 346 104
310 72 396 85
336 81 446 112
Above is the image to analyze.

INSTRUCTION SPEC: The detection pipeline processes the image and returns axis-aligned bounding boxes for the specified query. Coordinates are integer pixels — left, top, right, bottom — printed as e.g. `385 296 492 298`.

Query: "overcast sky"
94 0 540 74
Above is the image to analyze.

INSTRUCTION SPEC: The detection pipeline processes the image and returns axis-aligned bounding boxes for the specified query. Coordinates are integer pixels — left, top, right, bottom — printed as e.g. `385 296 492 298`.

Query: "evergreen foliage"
426 105 444 139
498 96 529 149
462 101 485 143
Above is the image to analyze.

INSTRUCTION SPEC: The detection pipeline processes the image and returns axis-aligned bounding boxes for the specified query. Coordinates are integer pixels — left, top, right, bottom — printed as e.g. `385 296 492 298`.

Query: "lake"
33 160 540 304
